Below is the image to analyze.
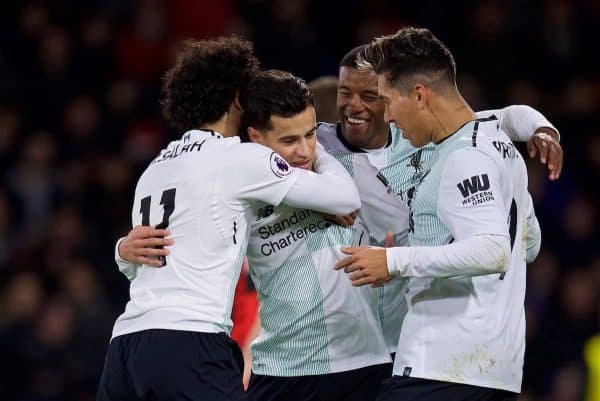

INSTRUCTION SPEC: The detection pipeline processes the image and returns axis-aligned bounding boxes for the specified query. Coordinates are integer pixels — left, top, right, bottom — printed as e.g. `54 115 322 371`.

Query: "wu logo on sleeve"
457 174 495 206
457 174 490 198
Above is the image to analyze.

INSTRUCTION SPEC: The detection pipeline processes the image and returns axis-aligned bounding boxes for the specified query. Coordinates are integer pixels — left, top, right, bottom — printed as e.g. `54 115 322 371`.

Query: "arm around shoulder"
115 237 140 281
477 105 559 142
283 147 360 215
525 193 542 263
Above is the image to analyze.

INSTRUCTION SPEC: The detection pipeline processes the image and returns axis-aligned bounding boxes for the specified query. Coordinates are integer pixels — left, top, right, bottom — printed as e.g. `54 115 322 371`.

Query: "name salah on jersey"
150 140 207 164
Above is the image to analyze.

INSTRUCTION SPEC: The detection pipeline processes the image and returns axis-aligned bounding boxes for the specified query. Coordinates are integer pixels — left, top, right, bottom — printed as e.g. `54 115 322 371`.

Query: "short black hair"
360 27 456 91
339 45 367 69
239 69 314 140
162 36 259 132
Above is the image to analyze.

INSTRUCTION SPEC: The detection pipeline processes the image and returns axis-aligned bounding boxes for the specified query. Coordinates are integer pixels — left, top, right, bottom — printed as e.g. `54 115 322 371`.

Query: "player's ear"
233 94 243 112
414 84 427 110
247 127 263 144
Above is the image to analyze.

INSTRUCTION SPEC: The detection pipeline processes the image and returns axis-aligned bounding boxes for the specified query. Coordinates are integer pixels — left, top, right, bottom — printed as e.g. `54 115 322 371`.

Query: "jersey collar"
335 122 392 153
183 129 224 141
434 115 498 145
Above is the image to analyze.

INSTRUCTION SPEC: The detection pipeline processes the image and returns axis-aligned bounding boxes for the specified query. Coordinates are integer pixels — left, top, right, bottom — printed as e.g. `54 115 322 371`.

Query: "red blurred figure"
231 258 260 389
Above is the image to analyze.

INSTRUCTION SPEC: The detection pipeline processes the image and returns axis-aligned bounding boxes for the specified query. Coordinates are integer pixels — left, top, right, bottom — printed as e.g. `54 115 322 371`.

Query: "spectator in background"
308 75 339 123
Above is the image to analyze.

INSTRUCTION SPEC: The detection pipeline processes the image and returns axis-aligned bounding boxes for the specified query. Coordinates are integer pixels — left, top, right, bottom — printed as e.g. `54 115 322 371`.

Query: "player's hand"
527 128 563 181
118 225 173 267
334 246 390 286
321 210 359 227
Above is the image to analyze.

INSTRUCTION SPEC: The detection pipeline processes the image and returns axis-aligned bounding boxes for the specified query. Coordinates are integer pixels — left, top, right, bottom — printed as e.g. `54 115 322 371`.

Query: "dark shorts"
247 363 391 401
377 376 518 401
97 329 248 401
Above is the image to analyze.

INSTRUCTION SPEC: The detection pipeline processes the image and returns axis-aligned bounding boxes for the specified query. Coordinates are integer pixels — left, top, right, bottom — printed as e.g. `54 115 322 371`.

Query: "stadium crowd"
0 1 597 400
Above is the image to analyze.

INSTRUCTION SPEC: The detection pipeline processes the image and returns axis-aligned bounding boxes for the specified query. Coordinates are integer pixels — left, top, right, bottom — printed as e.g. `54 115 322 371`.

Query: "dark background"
0 1 598 400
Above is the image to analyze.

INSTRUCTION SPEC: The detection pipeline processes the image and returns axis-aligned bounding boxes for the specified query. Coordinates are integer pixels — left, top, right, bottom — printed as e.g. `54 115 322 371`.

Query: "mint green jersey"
247 204 390 376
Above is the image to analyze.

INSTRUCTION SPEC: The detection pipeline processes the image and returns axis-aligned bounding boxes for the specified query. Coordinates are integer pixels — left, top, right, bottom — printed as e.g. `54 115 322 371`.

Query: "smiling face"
248 106 317 170
336 66 389 149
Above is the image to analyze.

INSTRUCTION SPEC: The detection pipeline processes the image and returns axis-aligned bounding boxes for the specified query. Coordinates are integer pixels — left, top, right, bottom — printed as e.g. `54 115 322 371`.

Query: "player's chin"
293 160 313 170
344 124 372 147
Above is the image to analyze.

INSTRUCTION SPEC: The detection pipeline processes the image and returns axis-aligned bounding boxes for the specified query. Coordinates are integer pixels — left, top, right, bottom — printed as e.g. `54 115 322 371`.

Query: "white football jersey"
318 105 554 354
111 129 301 339
318 122 415 353
393 117 530 393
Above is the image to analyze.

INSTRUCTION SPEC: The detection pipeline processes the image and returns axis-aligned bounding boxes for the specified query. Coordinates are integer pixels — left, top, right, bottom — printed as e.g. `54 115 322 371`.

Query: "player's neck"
223 116 240 138
198 114 228 137
429 93 476 144
363 129 389 150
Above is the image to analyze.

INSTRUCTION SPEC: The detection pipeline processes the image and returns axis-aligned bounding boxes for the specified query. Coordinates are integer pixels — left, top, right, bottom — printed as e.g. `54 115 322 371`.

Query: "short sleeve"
228 143 299 206
437 147 509 240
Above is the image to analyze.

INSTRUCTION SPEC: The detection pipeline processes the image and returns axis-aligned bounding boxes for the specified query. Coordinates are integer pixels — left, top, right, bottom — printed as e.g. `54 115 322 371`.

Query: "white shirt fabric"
317 105 551 354
389 117 534 393
318 124 412 355
111 129 360 340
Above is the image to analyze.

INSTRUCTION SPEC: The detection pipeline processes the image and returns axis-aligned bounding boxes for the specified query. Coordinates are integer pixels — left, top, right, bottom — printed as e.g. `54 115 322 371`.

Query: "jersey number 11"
140 188 176 266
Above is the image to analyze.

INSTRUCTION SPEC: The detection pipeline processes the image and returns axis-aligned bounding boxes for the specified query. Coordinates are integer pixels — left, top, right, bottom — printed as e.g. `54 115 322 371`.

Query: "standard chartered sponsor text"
257 209 328 256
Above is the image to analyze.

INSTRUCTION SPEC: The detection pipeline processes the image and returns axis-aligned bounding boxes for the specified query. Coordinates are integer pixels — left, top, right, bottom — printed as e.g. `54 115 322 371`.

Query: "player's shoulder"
234 142 277 158
316 122 351 153
446 117 504 156
471 119 522 163
316 121 337 136
233 142 295 179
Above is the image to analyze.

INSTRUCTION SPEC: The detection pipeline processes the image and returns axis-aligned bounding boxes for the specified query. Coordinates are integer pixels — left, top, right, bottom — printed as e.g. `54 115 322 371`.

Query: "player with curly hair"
97 36 361 401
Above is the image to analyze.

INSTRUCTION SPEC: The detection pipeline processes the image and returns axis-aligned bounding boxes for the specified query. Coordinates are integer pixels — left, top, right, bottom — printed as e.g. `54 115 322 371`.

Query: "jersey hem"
391 371 521 394
252 354 392 377
111 322 227 341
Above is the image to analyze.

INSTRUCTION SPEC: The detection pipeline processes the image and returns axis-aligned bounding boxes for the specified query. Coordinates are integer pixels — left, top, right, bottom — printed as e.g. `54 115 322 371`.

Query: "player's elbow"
525 215 542 263
526 239 541 263
482 235 511 274
325 180 361 215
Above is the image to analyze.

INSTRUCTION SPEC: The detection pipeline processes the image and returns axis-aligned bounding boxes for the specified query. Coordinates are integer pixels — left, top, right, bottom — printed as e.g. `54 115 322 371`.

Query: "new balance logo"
256 205 274 221
457 174 490 198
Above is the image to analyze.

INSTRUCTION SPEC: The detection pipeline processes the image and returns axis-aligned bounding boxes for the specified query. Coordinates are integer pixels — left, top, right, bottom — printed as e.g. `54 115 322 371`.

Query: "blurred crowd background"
0 1 598 400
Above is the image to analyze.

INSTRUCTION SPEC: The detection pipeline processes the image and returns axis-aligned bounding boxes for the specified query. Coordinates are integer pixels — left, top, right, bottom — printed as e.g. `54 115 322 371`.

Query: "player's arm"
115 237 139 281
114 226 173 279
235 143 360 215
476 105 563 180
524 193 541 263
387 148 510 278
336 149 510 284
476 105 560 142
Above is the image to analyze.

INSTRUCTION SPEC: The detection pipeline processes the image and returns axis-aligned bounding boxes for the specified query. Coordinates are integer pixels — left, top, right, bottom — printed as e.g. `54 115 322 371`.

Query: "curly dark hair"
239 69 314 141
162 36 260 132
360 27 456 92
